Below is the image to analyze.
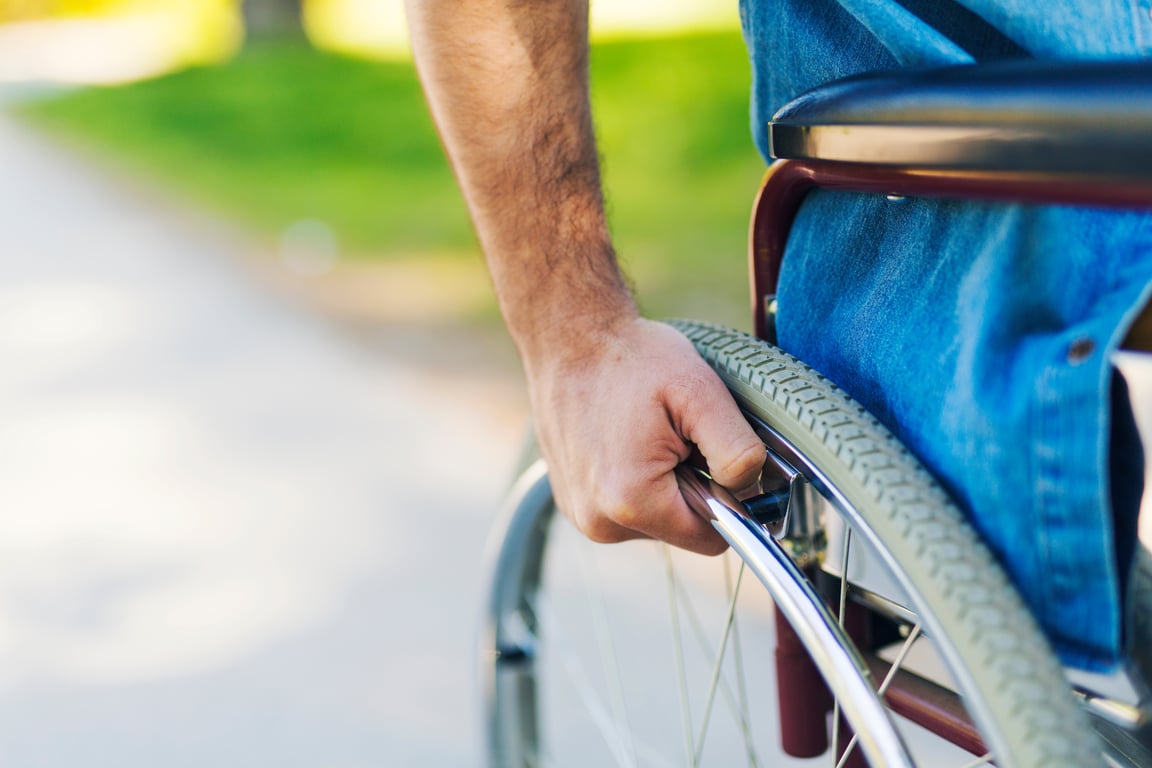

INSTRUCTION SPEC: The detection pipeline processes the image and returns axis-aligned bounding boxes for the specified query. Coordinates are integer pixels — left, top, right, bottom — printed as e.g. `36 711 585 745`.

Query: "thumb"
675 375 765 493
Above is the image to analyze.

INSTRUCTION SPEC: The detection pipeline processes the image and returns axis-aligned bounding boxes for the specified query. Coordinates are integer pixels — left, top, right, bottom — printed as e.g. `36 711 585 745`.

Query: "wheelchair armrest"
769 60 1152 178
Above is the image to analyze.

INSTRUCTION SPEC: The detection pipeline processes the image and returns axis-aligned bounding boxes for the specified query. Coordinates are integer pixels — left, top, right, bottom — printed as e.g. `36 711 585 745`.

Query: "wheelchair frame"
749 58 1152 765
482 59 1152 767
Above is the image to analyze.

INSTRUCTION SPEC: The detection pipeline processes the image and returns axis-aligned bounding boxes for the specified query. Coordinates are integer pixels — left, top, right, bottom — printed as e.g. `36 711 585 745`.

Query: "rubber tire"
669 319 1101 767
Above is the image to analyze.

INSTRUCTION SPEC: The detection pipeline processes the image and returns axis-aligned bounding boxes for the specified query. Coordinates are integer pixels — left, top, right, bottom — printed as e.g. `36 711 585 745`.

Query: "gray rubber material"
670 319 1102 767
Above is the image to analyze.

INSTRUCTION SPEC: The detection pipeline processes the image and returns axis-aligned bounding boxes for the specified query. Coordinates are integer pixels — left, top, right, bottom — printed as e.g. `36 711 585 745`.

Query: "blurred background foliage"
9 0 764 328
0 0 140 17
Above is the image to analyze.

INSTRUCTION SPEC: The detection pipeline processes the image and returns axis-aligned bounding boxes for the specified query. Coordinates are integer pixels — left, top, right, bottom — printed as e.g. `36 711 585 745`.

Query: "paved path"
0 110 527 767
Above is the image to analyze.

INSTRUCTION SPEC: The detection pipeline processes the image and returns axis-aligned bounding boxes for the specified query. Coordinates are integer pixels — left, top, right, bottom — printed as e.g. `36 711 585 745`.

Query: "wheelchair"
481 60 1152 767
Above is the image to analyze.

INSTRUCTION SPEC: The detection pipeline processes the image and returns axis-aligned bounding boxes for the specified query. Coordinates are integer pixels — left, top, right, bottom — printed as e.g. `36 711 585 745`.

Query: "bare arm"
405 0 764 553
404 0 628 353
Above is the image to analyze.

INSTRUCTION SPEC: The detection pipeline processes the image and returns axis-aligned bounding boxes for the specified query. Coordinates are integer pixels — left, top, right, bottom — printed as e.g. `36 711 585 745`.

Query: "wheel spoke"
693 560 747 764
663 545 698 767
533 590 646 767
669 564 756 736
836 528 853 622
560 650 642 767
877 623 924 696
831 527 853 766
578 544 639 767
833 623 924 768
724 556 761 767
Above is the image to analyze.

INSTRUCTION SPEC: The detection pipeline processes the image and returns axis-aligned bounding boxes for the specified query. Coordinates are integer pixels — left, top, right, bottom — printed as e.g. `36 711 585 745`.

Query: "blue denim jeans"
740 0 1152 669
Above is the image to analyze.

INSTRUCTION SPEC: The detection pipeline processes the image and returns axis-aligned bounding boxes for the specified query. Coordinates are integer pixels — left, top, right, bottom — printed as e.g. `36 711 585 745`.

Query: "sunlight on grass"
19 44 471 252
17 32 762 329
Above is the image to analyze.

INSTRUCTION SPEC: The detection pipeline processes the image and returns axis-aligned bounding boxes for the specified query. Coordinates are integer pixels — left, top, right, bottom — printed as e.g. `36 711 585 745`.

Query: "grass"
17 33 765 327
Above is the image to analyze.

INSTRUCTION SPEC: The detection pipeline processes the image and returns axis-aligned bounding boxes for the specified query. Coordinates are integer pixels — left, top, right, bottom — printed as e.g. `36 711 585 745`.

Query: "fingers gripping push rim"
670 319 1100 766
482 320 1101 767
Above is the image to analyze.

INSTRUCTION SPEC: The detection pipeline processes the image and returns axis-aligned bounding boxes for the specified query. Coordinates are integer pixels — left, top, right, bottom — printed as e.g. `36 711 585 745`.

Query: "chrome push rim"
484 446 998 766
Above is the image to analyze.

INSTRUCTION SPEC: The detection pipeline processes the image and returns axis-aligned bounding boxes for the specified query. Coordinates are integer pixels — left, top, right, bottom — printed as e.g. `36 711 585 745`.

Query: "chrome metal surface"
837 624 925 768
1078 691 1148 730
1091 715 1152 768
767 60 1152 178
770 123 1152 177
762 448 804 539
1068 666 1151 727
1071 665 1152 768
676 466 916 767
783 476 827 568
1059 663 1152 764
741 413 1013 764
850 583 921 630
488 431 1089 766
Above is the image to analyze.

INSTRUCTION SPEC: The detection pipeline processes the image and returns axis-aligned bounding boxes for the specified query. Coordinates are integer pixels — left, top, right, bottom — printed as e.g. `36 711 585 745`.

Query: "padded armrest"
769 60 1152 177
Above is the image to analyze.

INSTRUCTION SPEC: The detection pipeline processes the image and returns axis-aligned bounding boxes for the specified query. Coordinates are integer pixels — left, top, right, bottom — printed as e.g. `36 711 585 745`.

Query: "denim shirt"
739 0 1152 668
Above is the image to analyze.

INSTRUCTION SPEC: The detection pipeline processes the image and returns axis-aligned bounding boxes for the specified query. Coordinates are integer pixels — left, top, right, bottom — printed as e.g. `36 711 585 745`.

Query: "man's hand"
526 317 765 555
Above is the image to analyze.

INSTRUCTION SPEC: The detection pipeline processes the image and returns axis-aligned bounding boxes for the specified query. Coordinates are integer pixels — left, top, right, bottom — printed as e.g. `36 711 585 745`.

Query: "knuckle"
571 495 630 543
663 374 712 416
580 523 619 544
577 514 626 544
606 497 642 532
560 469 647 544
598 472 644 529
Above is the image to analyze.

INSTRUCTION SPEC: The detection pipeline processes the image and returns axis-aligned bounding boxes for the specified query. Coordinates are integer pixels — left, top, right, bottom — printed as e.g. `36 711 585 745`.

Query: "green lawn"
18 33 765 326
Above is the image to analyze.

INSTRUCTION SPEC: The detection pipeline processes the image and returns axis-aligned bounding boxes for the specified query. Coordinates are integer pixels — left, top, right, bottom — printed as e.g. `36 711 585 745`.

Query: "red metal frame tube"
864 655 989 757
774 603 833 757
749 159 1152 340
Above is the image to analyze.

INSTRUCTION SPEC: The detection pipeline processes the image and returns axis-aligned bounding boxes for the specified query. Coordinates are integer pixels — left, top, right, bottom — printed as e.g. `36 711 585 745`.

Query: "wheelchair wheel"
481 320 1101 767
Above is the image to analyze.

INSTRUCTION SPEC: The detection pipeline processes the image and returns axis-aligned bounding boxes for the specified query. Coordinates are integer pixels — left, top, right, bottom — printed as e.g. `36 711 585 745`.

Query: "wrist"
510 288 640 374
486 229 639 368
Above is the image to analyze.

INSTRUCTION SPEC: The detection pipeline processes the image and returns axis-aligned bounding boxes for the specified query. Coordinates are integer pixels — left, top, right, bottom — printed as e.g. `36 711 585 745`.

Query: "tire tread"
671 319 1099 767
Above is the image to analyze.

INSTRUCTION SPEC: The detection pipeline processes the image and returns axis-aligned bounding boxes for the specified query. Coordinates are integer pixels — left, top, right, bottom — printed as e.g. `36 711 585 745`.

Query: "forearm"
405 0 635 362
406 0 765 552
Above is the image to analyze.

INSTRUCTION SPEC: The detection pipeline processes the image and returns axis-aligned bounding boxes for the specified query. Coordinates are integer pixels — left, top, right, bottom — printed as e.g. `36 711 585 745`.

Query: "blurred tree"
242 0 306 42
